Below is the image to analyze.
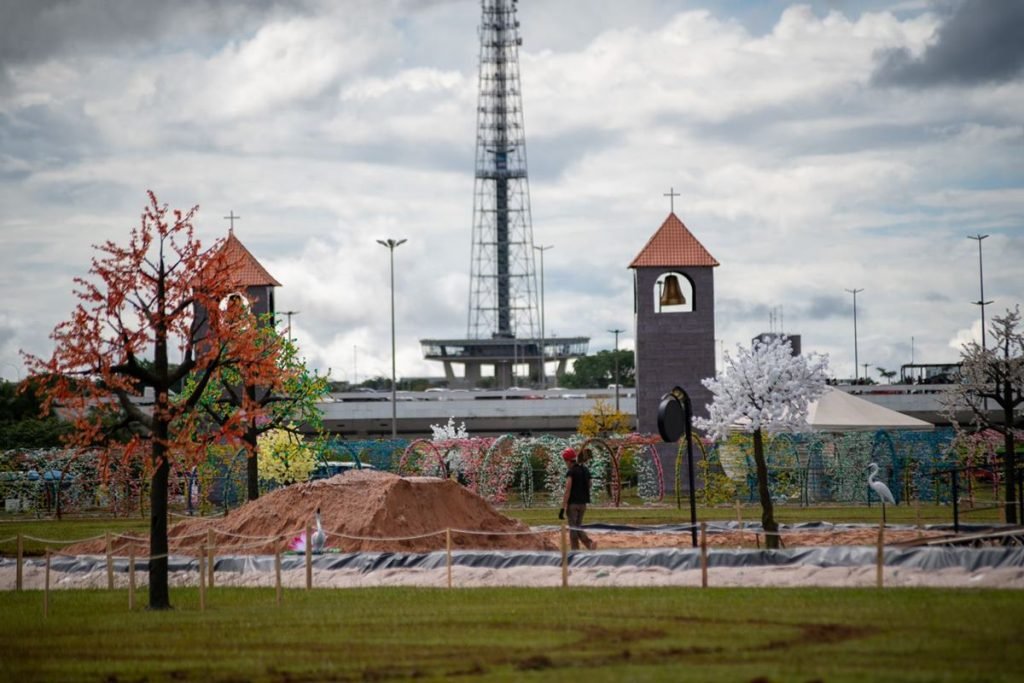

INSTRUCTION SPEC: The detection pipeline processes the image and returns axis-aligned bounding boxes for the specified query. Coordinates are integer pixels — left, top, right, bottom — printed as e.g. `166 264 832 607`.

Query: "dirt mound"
65 471 554 556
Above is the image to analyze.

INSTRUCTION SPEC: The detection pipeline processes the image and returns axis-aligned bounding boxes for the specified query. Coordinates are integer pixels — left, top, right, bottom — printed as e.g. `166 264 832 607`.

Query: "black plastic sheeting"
8 545 1023 576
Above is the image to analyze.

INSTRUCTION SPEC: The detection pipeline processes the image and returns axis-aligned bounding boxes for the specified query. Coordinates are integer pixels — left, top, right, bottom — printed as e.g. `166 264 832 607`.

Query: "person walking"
558 447 596 550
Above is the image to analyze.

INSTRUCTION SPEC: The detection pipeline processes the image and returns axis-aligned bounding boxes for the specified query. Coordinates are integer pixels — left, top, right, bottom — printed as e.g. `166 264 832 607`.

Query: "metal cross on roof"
224 210 241 233
663 187 680 214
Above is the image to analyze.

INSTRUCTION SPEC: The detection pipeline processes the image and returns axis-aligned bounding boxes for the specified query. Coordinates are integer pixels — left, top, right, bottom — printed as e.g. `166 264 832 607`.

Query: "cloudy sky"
1 0 1022 385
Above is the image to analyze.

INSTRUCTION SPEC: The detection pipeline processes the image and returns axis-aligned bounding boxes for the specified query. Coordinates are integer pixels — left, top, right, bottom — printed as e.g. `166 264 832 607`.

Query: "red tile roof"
629 213 719 268
215 231 282 287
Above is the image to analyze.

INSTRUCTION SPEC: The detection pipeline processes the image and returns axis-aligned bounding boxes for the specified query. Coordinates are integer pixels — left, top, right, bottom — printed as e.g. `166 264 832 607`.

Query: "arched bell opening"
653 271 694 313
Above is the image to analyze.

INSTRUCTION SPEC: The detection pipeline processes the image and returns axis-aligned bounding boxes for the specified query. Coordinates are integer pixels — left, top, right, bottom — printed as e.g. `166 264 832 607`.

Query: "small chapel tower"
192 227 281 351
216 229 281 320
629 212 719 432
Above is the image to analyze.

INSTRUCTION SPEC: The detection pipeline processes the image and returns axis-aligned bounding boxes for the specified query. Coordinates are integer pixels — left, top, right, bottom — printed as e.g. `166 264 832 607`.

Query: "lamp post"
657 386 698 547
533 244 553 389
377 238 406 440
845 288 863 381
280 310 299 339
968 234 993 351
608 328 624 412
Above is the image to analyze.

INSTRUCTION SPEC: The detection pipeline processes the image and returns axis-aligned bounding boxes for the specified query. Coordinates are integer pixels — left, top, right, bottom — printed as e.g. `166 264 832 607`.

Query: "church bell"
659 274 686 307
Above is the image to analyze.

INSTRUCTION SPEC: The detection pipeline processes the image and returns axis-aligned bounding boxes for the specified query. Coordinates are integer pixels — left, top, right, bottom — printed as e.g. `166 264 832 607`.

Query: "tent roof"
806 386 933 432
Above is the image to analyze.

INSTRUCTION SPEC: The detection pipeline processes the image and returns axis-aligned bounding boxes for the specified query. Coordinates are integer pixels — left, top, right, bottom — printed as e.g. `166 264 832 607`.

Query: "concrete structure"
318 388 635 438
311 384 958 440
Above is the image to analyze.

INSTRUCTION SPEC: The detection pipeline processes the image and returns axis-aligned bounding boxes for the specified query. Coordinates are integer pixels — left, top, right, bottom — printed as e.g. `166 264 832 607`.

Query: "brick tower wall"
633 266 716 435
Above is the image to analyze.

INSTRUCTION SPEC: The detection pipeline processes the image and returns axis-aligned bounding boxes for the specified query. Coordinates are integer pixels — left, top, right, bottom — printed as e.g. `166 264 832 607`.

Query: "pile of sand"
64 470 554 556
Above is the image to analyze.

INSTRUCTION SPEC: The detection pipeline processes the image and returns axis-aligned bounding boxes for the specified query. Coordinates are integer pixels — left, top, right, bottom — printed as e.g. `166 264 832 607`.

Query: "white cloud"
1 0 1021 388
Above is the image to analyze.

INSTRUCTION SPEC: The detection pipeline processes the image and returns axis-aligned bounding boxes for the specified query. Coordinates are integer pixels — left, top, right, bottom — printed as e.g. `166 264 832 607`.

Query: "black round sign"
657 394 685 442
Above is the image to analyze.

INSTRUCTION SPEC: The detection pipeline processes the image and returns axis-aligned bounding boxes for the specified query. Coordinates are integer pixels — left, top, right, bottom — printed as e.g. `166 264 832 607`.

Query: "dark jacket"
566 463 591 505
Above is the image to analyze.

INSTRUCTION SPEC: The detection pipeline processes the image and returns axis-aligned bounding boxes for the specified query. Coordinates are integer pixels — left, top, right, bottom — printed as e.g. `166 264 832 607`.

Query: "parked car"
310 461 376 480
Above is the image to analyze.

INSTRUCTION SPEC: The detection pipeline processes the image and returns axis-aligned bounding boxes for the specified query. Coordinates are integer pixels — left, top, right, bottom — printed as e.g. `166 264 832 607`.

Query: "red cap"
562 447 577 462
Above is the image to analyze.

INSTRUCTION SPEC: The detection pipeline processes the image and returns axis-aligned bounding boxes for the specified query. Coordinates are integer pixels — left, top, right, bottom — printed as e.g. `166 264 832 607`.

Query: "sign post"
657 385 698 547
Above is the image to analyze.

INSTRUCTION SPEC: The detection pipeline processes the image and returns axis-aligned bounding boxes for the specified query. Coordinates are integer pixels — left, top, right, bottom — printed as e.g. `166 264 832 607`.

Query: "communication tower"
421 0 588 388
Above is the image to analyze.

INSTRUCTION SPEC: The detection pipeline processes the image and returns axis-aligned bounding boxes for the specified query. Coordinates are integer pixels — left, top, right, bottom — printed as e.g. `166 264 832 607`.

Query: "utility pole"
281 310 299 339
968 234 993 351
845 288 864 381
534 244 552 389
377 238 406 440
609 328 624 412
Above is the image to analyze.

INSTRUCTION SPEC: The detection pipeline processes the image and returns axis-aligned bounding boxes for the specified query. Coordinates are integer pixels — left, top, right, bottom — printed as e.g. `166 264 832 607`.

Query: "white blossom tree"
431 417 470 479
945 306 1023 524
695 335 829 548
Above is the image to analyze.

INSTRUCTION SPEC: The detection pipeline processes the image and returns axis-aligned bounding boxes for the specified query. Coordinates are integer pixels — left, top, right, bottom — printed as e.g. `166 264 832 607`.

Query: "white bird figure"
867 462 895 525
311 506 326 553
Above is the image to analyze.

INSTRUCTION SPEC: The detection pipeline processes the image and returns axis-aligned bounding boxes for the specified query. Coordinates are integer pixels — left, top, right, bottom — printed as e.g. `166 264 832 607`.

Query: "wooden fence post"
446 528 453 590
275 542 283 606
106 532 114 591
560 520 569 588
206 529 215 588
16 533 23 592
700 522 708 588
876 524 885 589
198 551 206 612
915 498 922 538
128 546 136 611
305 524 313 590
43 548 50 619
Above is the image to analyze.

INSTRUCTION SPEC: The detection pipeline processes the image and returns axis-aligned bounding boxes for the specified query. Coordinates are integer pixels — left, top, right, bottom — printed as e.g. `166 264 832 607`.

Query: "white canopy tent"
806 387 934 432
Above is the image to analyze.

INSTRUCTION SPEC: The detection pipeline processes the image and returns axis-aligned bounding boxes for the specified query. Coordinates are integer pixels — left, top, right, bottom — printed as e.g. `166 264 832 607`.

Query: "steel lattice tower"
419 0 588 388
467 0 538 341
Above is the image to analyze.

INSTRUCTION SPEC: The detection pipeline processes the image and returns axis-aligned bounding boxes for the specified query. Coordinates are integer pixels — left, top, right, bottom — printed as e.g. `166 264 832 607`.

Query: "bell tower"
630 211 719 432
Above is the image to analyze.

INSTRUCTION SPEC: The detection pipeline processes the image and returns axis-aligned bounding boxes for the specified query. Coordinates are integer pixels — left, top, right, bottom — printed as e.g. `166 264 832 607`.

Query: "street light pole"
377 238 406 440
533 244 553 389
845 288 864 381
608 328 624 412
968 234 993 351
281 310 299 339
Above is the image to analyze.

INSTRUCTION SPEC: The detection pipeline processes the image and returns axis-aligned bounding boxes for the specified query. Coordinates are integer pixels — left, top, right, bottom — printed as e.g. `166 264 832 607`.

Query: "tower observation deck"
421 0 588 389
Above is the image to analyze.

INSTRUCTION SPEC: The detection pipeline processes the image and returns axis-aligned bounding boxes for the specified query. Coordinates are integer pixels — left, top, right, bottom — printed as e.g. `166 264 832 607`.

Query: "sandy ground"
6 559 1024 590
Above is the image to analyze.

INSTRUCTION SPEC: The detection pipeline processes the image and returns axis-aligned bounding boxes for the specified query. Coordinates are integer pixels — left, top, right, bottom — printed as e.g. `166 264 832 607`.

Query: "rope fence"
8 517 1010 617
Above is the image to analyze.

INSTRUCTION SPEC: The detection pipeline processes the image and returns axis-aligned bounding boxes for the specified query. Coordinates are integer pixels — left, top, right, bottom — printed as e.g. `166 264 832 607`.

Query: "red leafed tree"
23 192 287 610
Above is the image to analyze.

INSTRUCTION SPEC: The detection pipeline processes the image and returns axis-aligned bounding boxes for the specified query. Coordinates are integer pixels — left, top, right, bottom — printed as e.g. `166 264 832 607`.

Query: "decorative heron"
289 506 328 553
867 462 895 525
311 506 327 553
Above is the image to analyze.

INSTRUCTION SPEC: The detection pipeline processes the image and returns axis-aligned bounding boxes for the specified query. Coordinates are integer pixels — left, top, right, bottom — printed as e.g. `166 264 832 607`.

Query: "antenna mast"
467 0 538 341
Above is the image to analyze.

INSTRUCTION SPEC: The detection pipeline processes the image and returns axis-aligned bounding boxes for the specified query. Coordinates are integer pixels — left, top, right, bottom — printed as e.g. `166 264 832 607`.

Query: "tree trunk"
246 383 260 501
1003 400 1017 524
148 434 171 610
752 429 779 549
246 429 260 501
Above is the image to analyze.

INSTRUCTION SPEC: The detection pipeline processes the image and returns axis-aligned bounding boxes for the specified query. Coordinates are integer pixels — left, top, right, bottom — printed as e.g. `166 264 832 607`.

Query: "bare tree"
945 306 1023 524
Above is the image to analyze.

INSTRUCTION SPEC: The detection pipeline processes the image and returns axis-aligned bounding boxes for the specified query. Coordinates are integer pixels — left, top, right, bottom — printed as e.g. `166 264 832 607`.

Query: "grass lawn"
0 587 1020 682
0 517 151 556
